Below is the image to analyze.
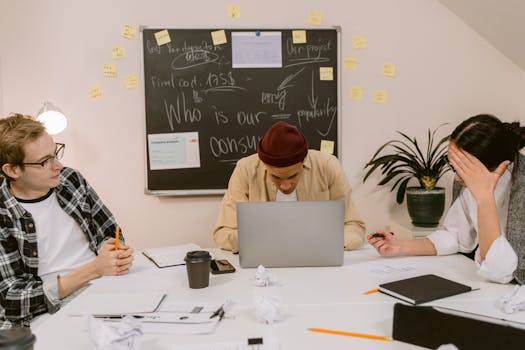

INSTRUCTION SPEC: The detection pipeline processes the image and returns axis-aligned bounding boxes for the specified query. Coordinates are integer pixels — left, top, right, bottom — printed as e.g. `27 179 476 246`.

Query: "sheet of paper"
344 56 358 70
124 74 139 89
292 30 306 44
349 86 363 100
382 63 396 77
228 5 241 18
88 264 185 291
88 86 103 100
231 32 282 68
347 255 443 281
147 132 201 170
309 12 323 26
132 301 222 335
103 63 117 77
374 90 387 104
121 24 137 39
172 337 280 350
65 291 166 316
320 140 334 154
319 67 333 81
353 35 367 49
141 317 220 335
143 243 203 267
155 29 171 46
211 30 227 46
112 46 126 59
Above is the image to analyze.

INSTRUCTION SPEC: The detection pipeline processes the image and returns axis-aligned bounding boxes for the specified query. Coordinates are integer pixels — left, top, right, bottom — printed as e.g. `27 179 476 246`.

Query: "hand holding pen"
92 226 134 276
367 230 402 256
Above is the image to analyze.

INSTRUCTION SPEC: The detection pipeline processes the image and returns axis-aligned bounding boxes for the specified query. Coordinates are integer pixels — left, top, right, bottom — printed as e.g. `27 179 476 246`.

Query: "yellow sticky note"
309 11 323 26
103 63 117 78
374 90 388 104
112 46 126 59
350 87 363 100
124 74 139 89
155 30 171 46
121 25 137 40
211 30 227 46
353 36 367 49
344 56 358 70
292 30 307 44
320 140 335 154
228 5 241 18
89 86 103 100
319 67 333 81
382 63 396 77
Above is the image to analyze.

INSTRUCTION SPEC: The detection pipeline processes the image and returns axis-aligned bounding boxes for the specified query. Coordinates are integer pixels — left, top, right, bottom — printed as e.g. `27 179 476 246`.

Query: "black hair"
450 114 525 170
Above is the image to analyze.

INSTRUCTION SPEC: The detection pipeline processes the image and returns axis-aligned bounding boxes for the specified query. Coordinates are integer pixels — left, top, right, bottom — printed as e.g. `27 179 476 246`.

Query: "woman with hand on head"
368 114 525 284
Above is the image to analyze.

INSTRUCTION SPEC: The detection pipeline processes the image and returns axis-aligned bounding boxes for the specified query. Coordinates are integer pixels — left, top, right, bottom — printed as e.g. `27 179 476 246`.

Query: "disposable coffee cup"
184 250 212 288
0 327 36 350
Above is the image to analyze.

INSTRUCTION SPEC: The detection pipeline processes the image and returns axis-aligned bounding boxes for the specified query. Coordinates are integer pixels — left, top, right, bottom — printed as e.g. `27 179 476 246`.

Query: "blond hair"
0 113 46 178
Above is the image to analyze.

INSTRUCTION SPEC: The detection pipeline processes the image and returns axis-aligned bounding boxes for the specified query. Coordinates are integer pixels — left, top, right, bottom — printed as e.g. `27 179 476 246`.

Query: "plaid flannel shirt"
0 167 121 329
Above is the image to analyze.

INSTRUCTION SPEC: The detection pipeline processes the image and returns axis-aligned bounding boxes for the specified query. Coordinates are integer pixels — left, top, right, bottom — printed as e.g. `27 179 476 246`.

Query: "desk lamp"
36 101 67 135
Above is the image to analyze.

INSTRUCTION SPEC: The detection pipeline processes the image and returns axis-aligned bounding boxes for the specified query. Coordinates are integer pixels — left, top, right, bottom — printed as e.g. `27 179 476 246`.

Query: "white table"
31 246 523 349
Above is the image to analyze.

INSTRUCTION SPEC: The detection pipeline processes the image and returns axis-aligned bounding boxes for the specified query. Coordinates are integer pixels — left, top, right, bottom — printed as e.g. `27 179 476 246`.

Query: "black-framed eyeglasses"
20 143 65 169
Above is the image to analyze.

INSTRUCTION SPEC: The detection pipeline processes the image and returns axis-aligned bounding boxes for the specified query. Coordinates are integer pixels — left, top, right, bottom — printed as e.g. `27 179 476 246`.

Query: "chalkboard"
142 28 341 195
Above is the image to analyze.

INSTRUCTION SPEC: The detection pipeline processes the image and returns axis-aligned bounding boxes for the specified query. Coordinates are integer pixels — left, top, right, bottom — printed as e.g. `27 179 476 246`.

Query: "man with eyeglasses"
0 113 134 329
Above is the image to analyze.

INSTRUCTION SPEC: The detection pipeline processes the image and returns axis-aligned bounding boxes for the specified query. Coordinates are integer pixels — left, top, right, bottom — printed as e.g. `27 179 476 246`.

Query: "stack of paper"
65 291 166 316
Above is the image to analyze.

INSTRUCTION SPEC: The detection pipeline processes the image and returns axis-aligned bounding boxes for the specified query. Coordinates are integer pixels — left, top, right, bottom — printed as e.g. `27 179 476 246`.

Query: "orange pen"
115 225 120 251
308 327 392 341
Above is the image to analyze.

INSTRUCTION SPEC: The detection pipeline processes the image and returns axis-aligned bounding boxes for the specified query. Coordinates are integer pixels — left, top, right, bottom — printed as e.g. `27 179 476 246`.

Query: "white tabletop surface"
31 245 524 350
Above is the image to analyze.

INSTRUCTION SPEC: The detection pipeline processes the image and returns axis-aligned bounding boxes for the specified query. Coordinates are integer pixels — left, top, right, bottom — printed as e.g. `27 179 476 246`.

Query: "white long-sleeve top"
427 167 518 283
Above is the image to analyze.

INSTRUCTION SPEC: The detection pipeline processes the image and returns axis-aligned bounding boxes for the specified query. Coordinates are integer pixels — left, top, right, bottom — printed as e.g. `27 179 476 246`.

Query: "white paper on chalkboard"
232 32 282 68
148 132 201 170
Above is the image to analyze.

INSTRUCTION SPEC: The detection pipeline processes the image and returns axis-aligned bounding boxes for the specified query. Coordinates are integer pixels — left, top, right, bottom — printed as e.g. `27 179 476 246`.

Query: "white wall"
1 0 524 249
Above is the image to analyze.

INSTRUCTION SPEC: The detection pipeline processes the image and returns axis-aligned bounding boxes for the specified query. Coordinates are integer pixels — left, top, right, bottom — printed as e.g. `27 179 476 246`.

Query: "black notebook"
379 274 472 305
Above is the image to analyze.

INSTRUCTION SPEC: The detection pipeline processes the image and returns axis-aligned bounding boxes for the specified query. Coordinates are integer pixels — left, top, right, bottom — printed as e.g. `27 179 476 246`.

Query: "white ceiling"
438 0 525 71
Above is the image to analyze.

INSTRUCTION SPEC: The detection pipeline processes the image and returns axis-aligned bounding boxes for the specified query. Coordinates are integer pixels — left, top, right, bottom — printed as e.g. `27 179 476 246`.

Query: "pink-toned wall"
1 0 524 249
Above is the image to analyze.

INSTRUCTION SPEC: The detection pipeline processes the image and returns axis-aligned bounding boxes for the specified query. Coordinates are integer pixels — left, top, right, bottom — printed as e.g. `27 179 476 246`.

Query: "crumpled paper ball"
252 265 277 287
499 285 525 314
88 315 143 350
254 296 285 324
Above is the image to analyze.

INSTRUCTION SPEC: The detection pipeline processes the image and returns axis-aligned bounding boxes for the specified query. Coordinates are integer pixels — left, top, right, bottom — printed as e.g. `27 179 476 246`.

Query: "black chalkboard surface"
142 28 340 195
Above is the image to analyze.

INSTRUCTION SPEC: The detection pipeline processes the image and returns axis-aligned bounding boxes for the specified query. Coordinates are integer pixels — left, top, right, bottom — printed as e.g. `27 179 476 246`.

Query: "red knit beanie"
257 121 308 167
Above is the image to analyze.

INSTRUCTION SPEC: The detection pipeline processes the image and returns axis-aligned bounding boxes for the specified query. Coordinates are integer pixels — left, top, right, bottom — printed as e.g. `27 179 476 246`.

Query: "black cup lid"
0 327 36 347
185 250 211 263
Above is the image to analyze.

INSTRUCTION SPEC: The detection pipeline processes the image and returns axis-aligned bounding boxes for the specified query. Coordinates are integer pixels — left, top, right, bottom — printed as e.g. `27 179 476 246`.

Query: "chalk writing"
143 28 338 192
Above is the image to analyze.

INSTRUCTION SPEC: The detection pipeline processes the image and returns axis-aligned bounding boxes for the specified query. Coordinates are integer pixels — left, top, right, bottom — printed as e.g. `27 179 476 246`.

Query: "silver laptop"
237 200 344 268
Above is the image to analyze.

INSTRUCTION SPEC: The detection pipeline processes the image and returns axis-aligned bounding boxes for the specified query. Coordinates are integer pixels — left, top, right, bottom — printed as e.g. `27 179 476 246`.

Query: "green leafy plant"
363 125 452 203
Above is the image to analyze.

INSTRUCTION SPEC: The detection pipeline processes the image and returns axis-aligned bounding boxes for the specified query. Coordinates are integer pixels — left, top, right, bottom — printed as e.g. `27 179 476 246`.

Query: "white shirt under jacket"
427 166 518 284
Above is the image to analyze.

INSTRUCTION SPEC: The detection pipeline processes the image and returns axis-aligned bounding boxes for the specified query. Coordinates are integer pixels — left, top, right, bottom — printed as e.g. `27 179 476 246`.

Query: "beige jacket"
213 150 366 252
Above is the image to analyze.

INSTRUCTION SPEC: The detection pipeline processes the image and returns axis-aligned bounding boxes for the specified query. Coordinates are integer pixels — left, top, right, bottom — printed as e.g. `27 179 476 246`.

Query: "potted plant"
363 125 452 227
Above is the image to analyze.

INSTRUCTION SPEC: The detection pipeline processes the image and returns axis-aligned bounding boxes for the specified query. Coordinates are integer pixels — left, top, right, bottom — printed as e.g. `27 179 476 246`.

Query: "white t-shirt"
427 166 518 283
276 189 298 201
18 190 96 301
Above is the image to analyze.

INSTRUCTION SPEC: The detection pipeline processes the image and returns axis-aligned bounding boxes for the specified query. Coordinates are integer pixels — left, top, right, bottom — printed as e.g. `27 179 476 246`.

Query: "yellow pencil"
308 327 392 341
363 288 379 295
115 225 120 251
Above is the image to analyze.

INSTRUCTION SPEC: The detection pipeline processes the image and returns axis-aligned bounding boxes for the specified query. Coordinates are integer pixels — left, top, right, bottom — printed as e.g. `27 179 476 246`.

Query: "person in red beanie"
213 121 365 252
